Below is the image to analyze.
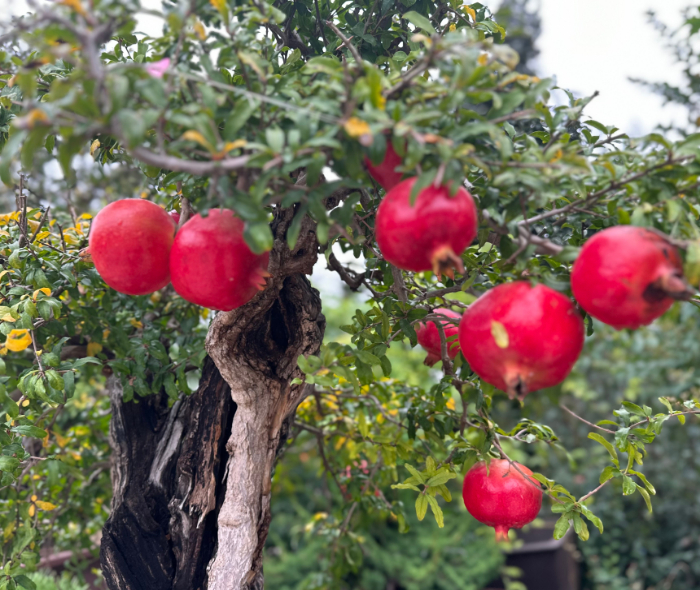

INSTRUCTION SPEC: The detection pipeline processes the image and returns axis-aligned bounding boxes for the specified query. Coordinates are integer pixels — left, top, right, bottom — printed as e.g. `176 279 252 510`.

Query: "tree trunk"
100 208 324 590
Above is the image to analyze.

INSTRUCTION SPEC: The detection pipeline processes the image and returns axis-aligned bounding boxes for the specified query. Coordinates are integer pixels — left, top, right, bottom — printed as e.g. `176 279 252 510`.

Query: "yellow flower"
446 397 456 410
5 329 31 352
344 117 372 139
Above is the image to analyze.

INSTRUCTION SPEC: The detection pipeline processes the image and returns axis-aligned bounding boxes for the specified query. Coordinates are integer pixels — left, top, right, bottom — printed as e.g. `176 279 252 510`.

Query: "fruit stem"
430 246 465 281
494 526 510 543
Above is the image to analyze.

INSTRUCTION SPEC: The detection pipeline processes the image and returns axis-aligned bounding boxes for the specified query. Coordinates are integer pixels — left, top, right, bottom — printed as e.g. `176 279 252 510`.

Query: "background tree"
2 2 700 590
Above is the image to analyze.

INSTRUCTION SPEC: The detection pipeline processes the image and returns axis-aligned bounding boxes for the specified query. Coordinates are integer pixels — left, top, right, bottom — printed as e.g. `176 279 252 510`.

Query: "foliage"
1 0 700 588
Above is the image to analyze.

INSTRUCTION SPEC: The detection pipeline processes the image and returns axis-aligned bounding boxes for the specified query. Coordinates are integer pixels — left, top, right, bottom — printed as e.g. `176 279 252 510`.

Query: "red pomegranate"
169 209 270 311
169 210 181 226
416 308 461 366
365 141 404 191
571 226 692 330
89 199 176 295
375 178 478 279
462 459 543 542
459 282 584 399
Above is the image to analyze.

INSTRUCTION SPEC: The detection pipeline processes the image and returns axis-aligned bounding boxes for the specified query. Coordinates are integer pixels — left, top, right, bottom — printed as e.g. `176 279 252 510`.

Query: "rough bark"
205 209 324 589
100 357 235 590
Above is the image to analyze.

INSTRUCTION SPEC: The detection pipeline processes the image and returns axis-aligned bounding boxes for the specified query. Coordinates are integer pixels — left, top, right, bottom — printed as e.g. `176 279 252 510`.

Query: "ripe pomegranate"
169 210 181 226
89 199 176 295
459 282 584 399
571 226 692 330
375 178 478 279
365 141 404 191
169 209 270 311
416 308 461 366
462 459 543 542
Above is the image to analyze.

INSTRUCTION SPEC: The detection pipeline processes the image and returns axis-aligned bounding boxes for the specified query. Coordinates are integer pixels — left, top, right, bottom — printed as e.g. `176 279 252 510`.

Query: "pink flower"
145 58 171 79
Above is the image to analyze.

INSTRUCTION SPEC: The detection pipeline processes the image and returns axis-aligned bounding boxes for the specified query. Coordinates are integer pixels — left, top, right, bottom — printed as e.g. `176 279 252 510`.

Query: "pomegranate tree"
459 282 584 399
416 308 461 366
89 199 176 295
375 178 478 278
571 225 693 330
462 459 543 542
365 141 404 191
169 209 270 311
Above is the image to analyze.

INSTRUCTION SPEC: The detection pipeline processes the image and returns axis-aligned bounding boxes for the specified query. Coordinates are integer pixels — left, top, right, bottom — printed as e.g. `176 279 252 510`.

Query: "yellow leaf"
210 0 227 15
70 451 81 461
0 230 9 237
0 270 11 280
1 314 16 323
87 342 102 356
35 500 57 511
223 139 247 152
194 20 206 41
28 504 35 517
129 318 144 329
59 0 87 16
53 431 70 448
24 109 49 129
21 399 29 407
463 5 476 21
103 329 111 340
477 52 489 66
3 520 14 542
90 139 100 157
79 212 93 220
449 23 456 32
446 397 456 410
490 320 509 349
344 117 372 139
5 329 31 352
33 288 51 300
31 495 38 502
181 130 214 152
33 231 50 241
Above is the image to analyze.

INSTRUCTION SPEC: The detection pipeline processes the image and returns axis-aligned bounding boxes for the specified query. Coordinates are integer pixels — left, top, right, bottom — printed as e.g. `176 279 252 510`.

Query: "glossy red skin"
375 178 478 273
170 209 270 311
416 308 461 366
459 282 584 397
365 142 404 191
571 226 684 330
462 459 542 542
169 211 181 225
89 199 175 296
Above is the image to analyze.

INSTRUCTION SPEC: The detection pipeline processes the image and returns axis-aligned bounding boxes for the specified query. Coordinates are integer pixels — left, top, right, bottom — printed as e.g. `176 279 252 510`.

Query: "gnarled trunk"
100 209 323 590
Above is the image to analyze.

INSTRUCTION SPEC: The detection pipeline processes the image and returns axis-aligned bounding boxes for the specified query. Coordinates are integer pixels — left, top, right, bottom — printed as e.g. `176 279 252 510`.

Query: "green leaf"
415 493 428 521
243 222 273 255
629 470 656 495
426 471 457 486
224 99 258 140
599 465 618 484
580 505 604 533
357 410 370 438
403 11 436 35
553 514 571 540
638 486 653 513
622 475 637 496
404 464 425 484
0 456 20 472
14 575 37 590
391 483 421 492
0 130 28 186
11 425 47 438
588 432 619 466
572 512 590 541
426 495 444 528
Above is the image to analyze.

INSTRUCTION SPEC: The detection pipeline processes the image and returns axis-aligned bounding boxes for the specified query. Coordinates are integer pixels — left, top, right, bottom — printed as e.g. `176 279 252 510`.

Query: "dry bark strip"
100 206 324 589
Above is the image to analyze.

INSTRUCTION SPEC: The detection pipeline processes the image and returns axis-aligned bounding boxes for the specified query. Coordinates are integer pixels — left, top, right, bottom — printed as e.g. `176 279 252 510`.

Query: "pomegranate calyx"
430 245 465 280
494 526 510 543
424 352 441 367
504 372 528 401
643 271 695 303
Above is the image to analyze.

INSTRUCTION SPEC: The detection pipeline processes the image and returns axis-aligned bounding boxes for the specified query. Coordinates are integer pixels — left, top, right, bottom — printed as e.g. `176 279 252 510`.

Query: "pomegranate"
462 459 543 542
416 308 461 366
169 209 270 311
571 225 692 330
89 199 175 295
365 141 404 191
459 282 584 399
169 210 181 226
375 178 478 279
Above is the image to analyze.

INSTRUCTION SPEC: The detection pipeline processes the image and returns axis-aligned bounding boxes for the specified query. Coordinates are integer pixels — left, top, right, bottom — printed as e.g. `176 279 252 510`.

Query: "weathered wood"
100 357 235 590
